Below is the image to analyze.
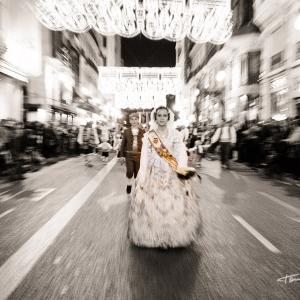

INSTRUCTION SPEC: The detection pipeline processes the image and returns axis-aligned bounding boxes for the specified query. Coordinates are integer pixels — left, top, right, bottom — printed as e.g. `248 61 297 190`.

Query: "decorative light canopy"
99 67 181 109
28 0 232 44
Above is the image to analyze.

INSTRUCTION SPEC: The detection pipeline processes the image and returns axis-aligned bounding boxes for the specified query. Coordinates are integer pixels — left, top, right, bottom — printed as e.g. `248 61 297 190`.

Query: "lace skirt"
128 164 201 248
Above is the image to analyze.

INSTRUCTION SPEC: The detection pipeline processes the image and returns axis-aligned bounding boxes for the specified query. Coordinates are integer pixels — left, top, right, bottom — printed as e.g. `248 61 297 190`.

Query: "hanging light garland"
27 0 232 44
98 67 181 109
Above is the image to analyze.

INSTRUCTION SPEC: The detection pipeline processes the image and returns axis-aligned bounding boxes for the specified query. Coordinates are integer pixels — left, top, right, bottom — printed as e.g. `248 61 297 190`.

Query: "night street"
1 1 300 298
0 155 299 299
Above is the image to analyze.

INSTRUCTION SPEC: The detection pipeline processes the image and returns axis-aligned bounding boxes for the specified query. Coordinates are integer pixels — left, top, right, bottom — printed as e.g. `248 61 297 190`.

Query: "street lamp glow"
81 87 89 96
37 108 48 123
173 103 181 111
272 114 287 121
216 70 226 82
115 109 123 119
188 114 195 123
294 14 300 30
194 88 200 97
240 94 248 103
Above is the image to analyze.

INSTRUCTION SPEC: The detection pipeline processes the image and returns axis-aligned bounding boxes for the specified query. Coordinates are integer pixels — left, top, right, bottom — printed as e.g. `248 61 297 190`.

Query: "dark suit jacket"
119 127 144 158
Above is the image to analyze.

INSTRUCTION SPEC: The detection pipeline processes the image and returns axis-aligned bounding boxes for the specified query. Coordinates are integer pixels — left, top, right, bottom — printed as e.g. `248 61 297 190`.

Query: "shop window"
248 51 260 84
241 51 260 85
296 41 300 60
270 75 288 117
271 91 288 116
270 25 286 68
270 50 285 71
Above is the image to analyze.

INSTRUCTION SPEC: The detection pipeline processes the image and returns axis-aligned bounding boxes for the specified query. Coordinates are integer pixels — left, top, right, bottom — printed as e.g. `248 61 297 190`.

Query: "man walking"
119 112 144 194
77 121 99 167
211 120 236 169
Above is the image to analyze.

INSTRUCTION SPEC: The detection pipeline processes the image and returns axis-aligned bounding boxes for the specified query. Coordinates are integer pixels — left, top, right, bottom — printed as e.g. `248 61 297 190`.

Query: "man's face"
156 109 169 126
129 116 139 127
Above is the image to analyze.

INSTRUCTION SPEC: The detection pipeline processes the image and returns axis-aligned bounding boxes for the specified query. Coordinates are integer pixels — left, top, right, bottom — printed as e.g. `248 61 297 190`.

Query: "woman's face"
156 108 169 127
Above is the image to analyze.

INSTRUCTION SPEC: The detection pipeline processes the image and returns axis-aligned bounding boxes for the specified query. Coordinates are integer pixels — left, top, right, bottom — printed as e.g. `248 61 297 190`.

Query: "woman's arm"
173 130 188 168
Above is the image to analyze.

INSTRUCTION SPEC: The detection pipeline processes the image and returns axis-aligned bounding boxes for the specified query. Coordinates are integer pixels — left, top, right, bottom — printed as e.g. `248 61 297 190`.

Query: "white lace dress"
128 129 201 248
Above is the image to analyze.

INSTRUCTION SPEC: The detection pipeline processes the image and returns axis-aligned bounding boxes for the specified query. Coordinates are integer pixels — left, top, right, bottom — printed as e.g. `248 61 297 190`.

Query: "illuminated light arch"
27 0 232 44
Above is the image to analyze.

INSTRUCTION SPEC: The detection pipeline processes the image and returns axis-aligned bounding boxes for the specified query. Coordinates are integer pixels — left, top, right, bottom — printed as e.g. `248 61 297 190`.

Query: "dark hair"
129 111 139 119
154 106 170 121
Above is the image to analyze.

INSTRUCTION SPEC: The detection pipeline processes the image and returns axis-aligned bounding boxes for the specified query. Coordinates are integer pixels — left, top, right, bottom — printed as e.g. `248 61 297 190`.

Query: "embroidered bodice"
137 129 188 185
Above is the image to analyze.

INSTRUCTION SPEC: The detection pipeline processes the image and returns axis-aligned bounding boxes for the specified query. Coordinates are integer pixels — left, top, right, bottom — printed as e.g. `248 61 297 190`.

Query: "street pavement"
0 154 299 299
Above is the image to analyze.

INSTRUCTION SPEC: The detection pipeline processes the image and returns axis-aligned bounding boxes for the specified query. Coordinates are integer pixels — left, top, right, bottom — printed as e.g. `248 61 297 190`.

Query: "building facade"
180 0 261 126
0 0 122 125
180 0 300 126
254 0 300 120
175 38 201 126
0 0 42 121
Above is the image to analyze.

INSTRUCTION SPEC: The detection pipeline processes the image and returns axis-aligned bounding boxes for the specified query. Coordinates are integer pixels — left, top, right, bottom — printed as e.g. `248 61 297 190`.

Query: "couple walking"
120 107 201 249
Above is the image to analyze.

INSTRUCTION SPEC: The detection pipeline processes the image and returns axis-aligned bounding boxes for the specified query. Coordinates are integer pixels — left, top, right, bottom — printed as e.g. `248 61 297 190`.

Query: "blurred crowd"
235 117 300 178
1 117 299 181
0 119 115 180
183 117 300 179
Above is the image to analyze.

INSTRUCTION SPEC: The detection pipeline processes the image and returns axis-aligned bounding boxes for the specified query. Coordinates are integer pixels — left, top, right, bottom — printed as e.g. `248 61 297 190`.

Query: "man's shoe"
126 185 132 194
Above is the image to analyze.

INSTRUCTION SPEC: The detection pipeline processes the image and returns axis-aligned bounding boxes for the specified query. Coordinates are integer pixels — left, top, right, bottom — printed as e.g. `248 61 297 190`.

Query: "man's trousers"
125 152 141 178
220 142 231 167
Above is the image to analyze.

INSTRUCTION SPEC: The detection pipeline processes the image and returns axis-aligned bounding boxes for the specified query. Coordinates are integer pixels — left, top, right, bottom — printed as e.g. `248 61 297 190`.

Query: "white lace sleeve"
173 130 188 168
136 133 149 185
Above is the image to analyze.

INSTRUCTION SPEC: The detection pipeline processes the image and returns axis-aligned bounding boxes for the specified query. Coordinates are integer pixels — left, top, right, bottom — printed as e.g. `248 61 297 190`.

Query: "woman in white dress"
128 106 201 248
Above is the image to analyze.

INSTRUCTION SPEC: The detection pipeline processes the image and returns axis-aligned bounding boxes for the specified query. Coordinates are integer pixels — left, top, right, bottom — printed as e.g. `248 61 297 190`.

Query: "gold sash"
148 130 190 176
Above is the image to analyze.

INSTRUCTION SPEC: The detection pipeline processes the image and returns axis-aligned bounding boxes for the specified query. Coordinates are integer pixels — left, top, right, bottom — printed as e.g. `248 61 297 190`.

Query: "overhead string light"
98 67 181 109
27 0 232 44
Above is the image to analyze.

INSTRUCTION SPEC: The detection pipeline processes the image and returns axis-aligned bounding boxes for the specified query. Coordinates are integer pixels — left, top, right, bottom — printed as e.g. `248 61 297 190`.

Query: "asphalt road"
0 154 299 299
